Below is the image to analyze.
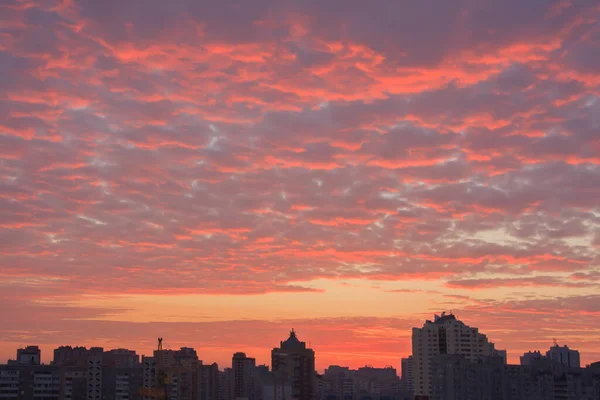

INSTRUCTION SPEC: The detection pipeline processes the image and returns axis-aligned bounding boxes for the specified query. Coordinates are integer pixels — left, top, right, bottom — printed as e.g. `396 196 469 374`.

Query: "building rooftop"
433 312 457 324
282 329 302 347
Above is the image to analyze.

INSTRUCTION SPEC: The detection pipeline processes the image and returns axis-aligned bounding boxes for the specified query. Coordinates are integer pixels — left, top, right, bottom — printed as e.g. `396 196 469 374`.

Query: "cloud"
0 309 419 369
1 0 599 366
445 276 599 290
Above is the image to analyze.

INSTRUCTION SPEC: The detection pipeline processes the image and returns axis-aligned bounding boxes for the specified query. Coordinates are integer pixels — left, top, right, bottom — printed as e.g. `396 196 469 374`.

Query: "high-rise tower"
232 352 256 399
271 330 315 400
412 313 500 397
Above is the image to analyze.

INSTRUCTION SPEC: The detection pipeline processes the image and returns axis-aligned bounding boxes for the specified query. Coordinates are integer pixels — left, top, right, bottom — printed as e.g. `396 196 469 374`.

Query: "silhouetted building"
60 366 87 400
547 344 581 369
220 368 235 400
0 360 142 400
1 336 597 400
53 346 135 400
401 356 413 394
140 346 200 400
354 365 400 397
322 365 352 399
87 351 103 400
318 365 403 400
412 313 502 397
272 329 315 400
153 347 199 400
0 364 60 399
177 347 199 365
427 352 600 400
15 346 41 366
102 365 144 400
430 354 504 400
104 348 140 368
494 349 507 364
141 355 158 400
520 350 545 366
233 352 256 399
53 346 104 367
198 362 220 400
253 365 292 400
50 346 105 399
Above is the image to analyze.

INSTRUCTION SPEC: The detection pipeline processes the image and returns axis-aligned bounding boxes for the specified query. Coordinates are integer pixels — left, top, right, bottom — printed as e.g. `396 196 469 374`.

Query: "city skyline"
2 0 600 374
3 318 598 400
2 321 595 373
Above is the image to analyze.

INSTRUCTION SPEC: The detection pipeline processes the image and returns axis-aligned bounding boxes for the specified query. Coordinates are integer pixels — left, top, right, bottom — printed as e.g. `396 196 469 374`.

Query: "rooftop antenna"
157 338 163 351
553 338 558 347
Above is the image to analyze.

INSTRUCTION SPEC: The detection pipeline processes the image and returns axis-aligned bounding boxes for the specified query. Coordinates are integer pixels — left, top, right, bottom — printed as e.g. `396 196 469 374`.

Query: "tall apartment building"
318 365 403 400
520 344 581 370
87 353 103 400
152 347 199 400
232 352 256 399
253 366 293 400
198 362 220 400
412 313 501 397
16 346 41 365
547 344 581 368
141 355 158 400
0 367 19 399
429 354 600 400
53 346 104 368
220 368 235 400
60 367 87 399
401 356 413 393
520 350 545 366
102 366 143 400
0 365 61 400
429 354 505 400
322 365 352 399
104 349 140 368
353 366 400 396
0 363 142 400
271 329 316 400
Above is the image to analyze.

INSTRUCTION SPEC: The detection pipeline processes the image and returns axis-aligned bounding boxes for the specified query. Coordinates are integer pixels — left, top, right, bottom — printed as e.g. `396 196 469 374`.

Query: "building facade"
400 356 413 394
271 330 316 400
428 353 600 400
520 350 544 366
198 363 220 400
16 346 41 366
547 344 581 369
412 313 502 397
232 352 256 400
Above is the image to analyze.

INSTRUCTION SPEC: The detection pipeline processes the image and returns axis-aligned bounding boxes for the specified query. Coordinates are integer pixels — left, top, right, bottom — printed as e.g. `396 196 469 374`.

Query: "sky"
1 0 600 371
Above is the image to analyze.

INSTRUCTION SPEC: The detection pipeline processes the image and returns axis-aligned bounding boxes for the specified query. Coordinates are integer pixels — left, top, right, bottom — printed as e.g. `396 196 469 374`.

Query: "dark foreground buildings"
0 333 304 400
428 354 600 400
1 322 600 400
0 346 144 400
408 314 600 400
